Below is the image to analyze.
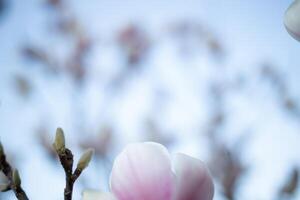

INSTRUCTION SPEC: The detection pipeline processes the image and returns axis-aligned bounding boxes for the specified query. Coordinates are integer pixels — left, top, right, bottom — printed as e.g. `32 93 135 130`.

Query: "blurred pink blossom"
83 142 214 200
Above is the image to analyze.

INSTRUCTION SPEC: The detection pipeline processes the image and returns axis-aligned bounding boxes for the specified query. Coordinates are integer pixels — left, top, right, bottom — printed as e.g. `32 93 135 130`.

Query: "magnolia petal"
82 190 116 200
174 153 214 200
110 142 174 200
284 0 300 41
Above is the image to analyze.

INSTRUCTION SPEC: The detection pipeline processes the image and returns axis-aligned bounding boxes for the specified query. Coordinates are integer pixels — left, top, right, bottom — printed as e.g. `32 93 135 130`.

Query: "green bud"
12 169 21 187
0 183 11 192
53 128 65 152
77 148 94 171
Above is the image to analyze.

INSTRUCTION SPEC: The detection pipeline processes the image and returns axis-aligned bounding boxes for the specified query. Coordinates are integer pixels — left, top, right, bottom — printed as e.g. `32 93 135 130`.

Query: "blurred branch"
0 0 8 21
21 46 59 74
0 142 29 200
79 126 113 159
13 74 33 99
210 145 245 200
0 0 5 16
36 127 57 160
168 20 225 59
261 63 300 119
278 167 299 199
207 82 248 200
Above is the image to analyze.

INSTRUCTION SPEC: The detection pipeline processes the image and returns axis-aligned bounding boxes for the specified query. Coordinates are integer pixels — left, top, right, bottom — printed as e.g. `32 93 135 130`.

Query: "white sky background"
1 0 300 199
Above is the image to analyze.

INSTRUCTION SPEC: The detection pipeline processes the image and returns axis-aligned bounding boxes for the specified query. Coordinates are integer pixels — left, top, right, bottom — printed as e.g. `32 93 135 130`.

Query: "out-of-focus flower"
144 119 175 147
83 142 214 200
13 74 33 98
284 0 300 41
79 127 113 158
279 167 299 198
46 0 62 7
117 24 150 66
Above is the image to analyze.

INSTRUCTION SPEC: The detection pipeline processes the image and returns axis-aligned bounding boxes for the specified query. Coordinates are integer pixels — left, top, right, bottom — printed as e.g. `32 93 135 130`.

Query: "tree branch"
0 142 29 200
53 128 93 200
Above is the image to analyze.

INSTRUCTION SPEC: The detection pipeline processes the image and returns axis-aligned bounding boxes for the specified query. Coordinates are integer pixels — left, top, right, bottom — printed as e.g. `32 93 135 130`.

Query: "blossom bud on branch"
53 127 94 200
77 148 94 171
53 127 66 153
0 141 29 200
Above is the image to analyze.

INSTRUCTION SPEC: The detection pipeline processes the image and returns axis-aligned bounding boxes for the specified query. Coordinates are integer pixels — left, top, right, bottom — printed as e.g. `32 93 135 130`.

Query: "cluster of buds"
0 127 94 200
0 142 29 200
53 128 94 200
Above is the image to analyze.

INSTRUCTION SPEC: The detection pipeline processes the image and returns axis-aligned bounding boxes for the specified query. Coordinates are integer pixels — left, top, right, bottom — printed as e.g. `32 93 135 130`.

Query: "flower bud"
13 169 21 187
0 183 11 192
284 0 300 41
53 128 65 153
77 148 94 171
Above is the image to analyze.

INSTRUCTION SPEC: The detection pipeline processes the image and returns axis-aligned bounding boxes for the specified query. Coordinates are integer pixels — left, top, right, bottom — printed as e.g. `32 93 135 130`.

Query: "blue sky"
1 0 300 199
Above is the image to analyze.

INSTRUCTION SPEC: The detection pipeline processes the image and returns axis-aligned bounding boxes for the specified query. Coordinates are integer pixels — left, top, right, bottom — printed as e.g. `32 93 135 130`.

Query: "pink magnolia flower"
284 0 300 41
83 142 214 200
